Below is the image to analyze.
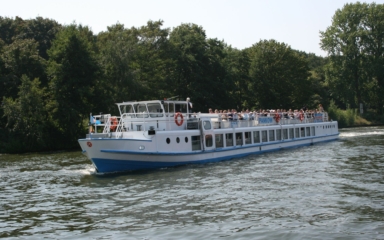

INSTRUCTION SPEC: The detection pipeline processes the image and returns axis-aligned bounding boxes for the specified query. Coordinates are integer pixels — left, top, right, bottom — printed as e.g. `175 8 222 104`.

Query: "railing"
88 112 330 134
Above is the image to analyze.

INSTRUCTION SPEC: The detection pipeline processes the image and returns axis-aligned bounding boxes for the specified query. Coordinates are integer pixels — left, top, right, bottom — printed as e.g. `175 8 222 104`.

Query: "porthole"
185 137 188 143
176 137 180 143
166 138 170 144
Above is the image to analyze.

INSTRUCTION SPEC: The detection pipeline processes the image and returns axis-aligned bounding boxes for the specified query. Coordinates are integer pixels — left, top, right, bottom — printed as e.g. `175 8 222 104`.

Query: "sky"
2 0 384 56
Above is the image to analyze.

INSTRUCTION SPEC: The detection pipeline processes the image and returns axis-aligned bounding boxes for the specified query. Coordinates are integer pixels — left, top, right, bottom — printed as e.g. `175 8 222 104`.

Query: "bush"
327 101 357 128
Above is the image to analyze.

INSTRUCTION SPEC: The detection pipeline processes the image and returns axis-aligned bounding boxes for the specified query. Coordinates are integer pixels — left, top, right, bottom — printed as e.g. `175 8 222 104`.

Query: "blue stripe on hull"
91 154 245 173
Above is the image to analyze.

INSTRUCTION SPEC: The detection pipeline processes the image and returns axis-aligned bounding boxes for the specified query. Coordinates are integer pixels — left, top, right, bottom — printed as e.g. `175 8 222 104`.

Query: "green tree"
320 2 369 110
0 16 20 44
0 39 47 98
320 2 384 113
362 3 384 113
47 24 99 143
97 23 141 111
2 75 49 152
135 20 171 100
168 23 216 110
248 39 310 110
222 46 251 110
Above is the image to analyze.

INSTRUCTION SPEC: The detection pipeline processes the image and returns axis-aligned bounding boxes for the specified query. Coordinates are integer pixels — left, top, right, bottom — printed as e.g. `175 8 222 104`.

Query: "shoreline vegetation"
327 102 384 129
1 2 384 153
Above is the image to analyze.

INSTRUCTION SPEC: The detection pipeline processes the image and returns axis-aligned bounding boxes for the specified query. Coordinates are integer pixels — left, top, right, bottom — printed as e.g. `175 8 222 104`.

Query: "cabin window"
175 103 187 114
269 130 275 141
166 138 170 144
253 131 260 143
311 127 315 136
205 134 213 147
289 128 294 139
176 137 180 143
215 134 224 148
164 102 175 117
134 103 149 118
295 128 299 138
203 121 211 130
236 132 242 146
276 129 282 141
301 127 305 137
262 130 268 142
244 132 251 144
147 103 163 118
306 127 310 137
192 136 201 150
226 133 233 147
283 129 288 140
120 104 135 118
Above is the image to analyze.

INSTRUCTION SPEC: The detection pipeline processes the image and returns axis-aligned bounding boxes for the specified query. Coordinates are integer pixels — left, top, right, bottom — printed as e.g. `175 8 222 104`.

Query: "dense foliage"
1 3 383 152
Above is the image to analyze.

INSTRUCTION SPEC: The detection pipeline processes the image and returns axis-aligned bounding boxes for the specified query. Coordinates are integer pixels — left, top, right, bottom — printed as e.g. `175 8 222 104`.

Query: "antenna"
166 95 179 100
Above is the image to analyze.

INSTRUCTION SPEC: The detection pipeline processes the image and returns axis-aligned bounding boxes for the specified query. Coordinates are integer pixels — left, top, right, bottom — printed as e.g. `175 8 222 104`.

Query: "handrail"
89 111 331 134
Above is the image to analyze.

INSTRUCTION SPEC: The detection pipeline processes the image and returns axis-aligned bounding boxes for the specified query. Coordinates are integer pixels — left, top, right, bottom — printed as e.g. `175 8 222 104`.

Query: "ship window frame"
262 130 268 142
205 134 213 147
215 134 224 148
295 128 300 138
276 129 282 141
203 121 212 130
289 128 294 139
226 133 233 147
253 131 260 143
269 130 275 141
244 131 251 145
147 102 163 118
283 129 288 140
191 136 201 150
236 132 242 146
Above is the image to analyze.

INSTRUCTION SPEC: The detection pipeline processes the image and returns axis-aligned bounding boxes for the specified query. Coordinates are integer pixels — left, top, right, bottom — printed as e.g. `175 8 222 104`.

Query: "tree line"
1 2 383 153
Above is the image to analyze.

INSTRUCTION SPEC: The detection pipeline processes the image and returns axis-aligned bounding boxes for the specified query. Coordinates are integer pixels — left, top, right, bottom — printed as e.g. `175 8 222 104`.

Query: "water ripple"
0 127 384 239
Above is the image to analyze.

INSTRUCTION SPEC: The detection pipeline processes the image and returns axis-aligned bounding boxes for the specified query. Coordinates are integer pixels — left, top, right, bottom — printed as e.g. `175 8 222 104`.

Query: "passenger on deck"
319 104 324 112
233 110 239 121
227 109 233 121
222 110 228 120
187 97 193 117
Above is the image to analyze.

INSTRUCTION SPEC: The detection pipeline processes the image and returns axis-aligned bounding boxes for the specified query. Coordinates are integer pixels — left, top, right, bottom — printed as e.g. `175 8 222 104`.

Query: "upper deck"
88 100 331 136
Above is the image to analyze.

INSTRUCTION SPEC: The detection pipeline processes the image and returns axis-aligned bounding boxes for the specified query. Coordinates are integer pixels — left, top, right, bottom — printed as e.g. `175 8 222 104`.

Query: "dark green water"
1 126 383 239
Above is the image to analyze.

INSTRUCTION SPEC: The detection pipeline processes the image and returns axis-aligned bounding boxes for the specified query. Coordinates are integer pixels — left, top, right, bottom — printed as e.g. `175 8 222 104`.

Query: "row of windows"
166 124 336 150
206 127 316 148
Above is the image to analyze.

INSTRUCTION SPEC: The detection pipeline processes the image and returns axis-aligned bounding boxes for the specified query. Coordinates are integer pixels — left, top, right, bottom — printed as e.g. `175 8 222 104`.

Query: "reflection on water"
0 127 383 239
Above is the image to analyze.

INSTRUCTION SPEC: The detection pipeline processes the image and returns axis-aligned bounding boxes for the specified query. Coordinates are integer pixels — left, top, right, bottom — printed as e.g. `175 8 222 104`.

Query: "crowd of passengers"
204 104 325 121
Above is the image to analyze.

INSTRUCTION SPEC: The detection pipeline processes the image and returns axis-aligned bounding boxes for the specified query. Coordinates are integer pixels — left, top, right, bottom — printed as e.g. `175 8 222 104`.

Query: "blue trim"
92 136 339 173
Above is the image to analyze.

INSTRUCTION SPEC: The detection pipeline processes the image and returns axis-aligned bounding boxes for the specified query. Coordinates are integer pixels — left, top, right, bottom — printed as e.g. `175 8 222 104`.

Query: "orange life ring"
110 117 118 131
274 114 281 123
299 113 304 122
175 112 184 126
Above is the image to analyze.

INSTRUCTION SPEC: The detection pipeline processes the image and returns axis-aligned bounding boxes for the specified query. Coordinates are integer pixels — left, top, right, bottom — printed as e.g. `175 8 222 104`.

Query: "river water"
0 126 383 239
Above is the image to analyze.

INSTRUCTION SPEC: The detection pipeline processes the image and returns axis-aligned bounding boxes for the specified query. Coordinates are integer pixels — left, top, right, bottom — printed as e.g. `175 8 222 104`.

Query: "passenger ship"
78 99 339 173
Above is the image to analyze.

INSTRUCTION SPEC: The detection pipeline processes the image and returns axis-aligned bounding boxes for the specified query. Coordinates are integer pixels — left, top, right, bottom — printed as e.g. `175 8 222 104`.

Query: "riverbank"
327 103 384 128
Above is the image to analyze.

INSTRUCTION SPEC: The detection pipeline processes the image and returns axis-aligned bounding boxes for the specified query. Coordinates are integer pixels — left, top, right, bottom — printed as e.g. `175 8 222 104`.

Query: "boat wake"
340 130 384 138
